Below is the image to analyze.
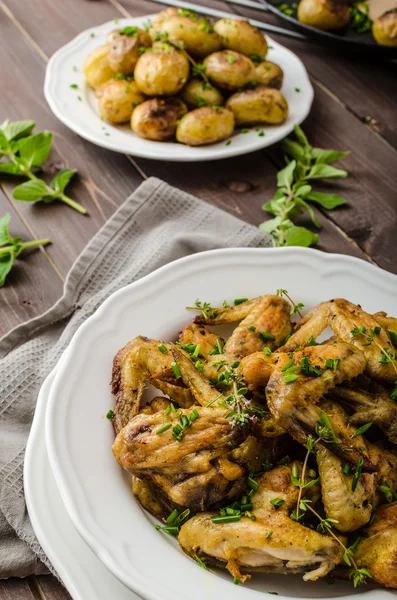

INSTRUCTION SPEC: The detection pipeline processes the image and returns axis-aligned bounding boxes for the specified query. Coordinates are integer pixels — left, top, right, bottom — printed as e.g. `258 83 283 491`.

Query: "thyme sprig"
276 288 304 318
260 126 349 247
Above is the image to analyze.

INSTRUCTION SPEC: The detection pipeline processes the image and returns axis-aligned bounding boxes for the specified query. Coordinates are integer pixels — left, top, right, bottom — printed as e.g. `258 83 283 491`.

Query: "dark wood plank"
0 3 144 279
0 578 34 600
36 576 72 600
0 191 63 338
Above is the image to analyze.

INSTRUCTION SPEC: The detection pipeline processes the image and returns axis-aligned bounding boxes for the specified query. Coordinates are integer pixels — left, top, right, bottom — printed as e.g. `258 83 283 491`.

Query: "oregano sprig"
260 126 349 247
0 120 86 214
0 213 51 286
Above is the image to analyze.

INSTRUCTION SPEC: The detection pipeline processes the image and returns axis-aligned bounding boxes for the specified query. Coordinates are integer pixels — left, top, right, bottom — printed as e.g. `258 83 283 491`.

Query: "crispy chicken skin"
281 299 397 383
178 464 344 582
178 323 221 357
355 503 397 588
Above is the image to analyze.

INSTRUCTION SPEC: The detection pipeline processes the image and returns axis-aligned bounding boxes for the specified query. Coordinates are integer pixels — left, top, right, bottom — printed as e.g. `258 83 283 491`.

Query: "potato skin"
297 0 351 30
372 10 397 47
225 86 288 126
255 61 284 90
108 28 152 74
214 18 268 59
176 106 234 146
150 13 222 58
134 44 189 96
84 45 114 89
180 79 224 108
203 51 256 92
96 79 145 123
131 97 187 141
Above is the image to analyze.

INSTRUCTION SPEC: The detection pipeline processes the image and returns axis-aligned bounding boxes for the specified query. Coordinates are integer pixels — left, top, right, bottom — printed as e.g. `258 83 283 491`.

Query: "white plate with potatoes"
44 11 314 162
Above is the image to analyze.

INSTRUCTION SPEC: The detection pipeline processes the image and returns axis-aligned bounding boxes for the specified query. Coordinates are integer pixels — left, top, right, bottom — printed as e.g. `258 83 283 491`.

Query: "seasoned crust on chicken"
281 299 397 383
178 323 221 357
178 464 344 582
355 503 397 588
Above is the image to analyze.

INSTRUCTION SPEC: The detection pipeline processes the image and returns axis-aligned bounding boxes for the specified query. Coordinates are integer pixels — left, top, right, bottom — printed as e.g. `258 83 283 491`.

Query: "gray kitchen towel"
0 176 272 579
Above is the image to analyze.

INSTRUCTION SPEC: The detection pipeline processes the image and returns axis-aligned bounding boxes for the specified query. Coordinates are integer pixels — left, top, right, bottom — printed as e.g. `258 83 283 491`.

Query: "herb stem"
0 238 51 255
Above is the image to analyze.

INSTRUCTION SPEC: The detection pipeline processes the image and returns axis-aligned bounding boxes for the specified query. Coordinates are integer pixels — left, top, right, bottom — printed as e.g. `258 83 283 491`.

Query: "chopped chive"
205 393 222 407
158 343 167 353
342 463 351 475
90 32 95 37
231 360 240 368
281 358 295 372
295 87 301 92
70 83 78 89
166 509 180 525
266 530 273 539
351 423 372 438
247 476 259 491
155 524 179 536
234 297 248 305
155 423 172 435
192 344 201 359
233 577 240 585
194 554 209 570
216 339 223 354
263 347 272 356
226 140 232 146
241 128 249 133
248 325 256 332
258 131 265 137
211 515 241 524
283 373 299 383
270 498 285 508
171 361 181 379
258 331 275 342
180 414 189 428
190 408 199 422
352 457 364 492
106 409 114 419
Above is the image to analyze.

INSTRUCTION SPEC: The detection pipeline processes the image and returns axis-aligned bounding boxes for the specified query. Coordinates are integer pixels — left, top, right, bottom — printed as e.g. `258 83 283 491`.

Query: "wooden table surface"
0 0 396 597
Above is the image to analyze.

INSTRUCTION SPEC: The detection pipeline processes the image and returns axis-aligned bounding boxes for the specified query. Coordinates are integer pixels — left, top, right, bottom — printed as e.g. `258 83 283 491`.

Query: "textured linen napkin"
0 176 271 579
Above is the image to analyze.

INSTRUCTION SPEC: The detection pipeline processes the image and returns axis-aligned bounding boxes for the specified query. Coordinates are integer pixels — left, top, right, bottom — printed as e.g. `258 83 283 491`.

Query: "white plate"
25 370 141 600
45 247 397 600
44 15 314 162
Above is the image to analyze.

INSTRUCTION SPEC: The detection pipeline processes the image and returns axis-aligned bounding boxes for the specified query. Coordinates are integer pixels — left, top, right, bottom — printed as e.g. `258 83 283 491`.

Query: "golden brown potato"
153 7 179 26
134 43 189 96
131 97 187 141
108 27 152 74
96 79 145 123
176 106 234 146
83 45 114 89
150 11 222 59
225 86 288 126
180 78 224 108
214 18 268 59
203 51 256 92
372 10 397 47
297 0 351 30
255 61 284 90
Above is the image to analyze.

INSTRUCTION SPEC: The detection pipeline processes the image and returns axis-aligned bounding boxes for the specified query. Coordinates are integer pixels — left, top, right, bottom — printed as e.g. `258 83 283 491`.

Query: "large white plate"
44 15 314 162
45 248 397 600
25 370 141 600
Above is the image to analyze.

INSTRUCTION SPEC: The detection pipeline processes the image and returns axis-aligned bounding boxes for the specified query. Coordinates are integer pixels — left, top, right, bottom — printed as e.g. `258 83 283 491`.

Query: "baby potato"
225 86 288 126
203 50 256 92
180 78 224 108
176 106 234 146
96 79 145 124
84 45 114 89
131 97 187 141
153 7 179 26
214 18 268 59
255 61 284 89
134 43 189 96
108 27 152 74
372 10 397 47
150 12 222 58
297 0 351 30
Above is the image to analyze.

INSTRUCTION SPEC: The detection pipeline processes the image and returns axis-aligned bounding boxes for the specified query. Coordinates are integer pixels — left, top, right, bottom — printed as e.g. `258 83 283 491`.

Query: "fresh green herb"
241 128 249 134
0 213 51 286
349 2 372 33
233 577 240 585
343 463 351 475
70 83 78 89
225 140 232 146
155 508 190 536
258 131 265 137
258 331 276 342
0 120 85 213
158 343 168 354
270 498 285 508
118 26 139 36
300 355 322 377
171 361 182 379
90 32 95 38
351 422 372 438
266 530 273 539
194 554 210 570
260 125 348 247
247 476 259 492
211 514 241 524
112 73 134 81
388 329 397 348
308 335 318 346
155 423 172 435
234 297 248 305
231 361 240 368
316 412 338 445
106 409 114 419
283 373 299 383
248 325 256 332
295 87 300 92
227 52 236 64
276 289 304 318
325 358 341 371
125 85 132 93
263 347 272 356
351 458 364 492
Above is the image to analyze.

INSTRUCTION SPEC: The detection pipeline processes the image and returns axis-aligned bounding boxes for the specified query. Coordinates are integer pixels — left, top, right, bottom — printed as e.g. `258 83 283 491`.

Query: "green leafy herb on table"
0 119 86 214
0 213 51 287
260 126 349 247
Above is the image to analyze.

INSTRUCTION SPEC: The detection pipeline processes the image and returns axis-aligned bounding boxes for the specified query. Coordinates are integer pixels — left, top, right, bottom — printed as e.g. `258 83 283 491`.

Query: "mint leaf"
280 139 309 165
295 198 321 228
18 131 52 168
0 119 35 141
284 226 319 247
0 213 12 246
307 192 346 209
259 217 282 233
293 125 310 149
50 168 76 194
293 183 311 197
277 160 296 189
306 164 348 180
0 130 9 151
311 148 350 164
0 162 23 174
0 250 15 287
12 179 50 201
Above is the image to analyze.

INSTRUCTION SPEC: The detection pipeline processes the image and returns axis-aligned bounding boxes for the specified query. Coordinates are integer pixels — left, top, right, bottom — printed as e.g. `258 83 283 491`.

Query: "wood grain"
35 577 71 600
0 579 34 600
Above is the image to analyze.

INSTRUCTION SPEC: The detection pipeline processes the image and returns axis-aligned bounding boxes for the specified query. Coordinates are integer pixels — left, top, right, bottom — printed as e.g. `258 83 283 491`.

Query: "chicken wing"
281 299 397 383
178 464 344 582
178 323 221 357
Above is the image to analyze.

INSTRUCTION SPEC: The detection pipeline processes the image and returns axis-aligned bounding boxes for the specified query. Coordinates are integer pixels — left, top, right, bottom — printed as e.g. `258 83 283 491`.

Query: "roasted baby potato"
131 97 187 141
134 43 189 96
203 51 256 92
96 79 145 123
225 86 288 126
297 0 351 30
214 18 268 59
153 7 179 26
107 27 152 74
180 78 224 108
255 61 284 90
372 10 397 47
176 106 234 146
150 11 222 58
84 45 114 89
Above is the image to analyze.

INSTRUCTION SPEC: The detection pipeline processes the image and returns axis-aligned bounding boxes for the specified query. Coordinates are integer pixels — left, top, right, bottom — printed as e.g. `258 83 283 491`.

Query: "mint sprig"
0 213 51 287
260 126 349 247
0 120 86 214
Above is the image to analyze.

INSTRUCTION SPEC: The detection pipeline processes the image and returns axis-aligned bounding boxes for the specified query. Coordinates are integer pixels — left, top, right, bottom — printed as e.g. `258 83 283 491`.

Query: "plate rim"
44 14 314 162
